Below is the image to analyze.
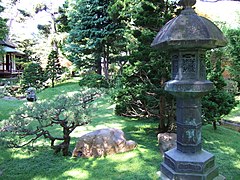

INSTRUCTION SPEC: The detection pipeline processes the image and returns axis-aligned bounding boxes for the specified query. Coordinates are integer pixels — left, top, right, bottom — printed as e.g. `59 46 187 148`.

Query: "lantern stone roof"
151 0 227 50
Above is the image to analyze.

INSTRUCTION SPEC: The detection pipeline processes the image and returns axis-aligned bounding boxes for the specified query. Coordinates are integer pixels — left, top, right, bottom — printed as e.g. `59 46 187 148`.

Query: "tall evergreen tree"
111 0 178 132
45 50 62 88
66 0 119 79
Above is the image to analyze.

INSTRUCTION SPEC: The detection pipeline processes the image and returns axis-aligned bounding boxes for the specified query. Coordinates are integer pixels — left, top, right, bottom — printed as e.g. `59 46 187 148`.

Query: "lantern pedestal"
161 148 218 180
151 0 228 179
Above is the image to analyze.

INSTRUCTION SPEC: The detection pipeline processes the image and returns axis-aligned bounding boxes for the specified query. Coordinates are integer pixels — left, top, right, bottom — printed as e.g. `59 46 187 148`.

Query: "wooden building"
0 40 24 78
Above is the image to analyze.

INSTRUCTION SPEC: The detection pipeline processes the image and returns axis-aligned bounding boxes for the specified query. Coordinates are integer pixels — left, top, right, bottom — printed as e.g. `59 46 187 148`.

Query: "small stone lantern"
26 87 37 102
151 0 227 179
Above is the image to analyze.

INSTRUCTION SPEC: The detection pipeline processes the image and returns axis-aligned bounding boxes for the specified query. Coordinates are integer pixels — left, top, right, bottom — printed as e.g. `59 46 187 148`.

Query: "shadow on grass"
202 125 240 179
0 130 161 180
3 91 239 179
0 95 162 180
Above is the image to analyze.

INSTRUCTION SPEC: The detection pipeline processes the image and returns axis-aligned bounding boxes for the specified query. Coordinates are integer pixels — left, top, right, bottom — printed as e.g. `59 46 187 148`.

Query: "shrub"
20 62 46 90
79 73 109 88
202 49 238 129
1 88 101 156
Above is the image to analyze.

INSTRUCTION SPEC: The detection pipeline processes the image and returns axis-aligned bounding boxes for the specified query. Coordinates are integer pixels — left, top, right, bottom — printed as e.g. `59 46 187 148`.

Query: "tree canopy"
0 1 9 53
65 0 123 78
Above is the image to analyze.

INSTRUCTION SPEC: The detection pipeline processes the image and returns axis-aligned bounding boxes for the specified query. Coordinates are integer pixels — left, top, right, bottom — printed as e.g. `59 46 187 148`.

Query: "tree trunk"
62 127 71 156
103 44 109 80
96 55 102 75
213 120 217 130
62 135 71 156
51 77 55 88
159 95 168 132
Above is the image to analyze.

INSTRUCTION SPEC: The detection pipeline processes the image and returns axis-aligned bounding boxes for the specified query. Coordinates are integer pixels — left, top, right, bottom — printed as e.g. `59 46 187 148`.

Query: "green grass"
0 99 24 120
203 125 240 179
0 79 240 179
223 96 240 122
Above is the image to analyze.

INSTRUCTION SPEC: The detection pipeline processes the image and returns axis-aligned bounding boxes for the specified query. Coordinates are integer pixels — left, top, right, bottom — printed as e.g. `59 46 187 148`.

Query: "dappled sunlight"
11 151 35 159
227 116 240 122
1 80 239 179
106 104 116 110
202 125 240 178
114 158 143 172
32 177 49 180
62 169 89 179
108 151 138 162
219 146 237 155
65 91 81 96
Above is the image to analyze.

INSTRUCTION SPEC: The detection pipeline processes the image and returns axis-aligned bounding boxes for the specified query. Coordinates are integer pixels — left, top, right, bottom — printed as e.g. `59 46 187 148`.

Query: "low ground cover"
0 79 239 179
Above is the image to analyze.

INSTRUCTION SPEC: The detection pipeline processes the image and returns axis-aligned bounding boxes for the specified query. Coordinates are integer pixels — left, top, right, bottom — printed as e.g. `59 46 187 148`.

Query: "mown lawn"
0 100 24 120
223 96 240 122
0 79 240 179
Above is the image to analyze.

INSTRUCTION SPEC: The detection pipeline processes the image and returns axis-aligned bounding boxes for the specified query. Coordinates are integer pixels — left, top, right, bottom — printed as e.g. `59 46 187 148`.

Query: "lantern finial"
180 0 196 8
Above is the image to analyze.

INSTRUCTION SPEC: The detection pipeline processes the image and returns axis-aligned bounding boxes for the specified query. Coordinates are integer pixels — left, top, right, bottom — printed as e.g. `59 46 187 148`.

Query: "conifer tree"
20 62 46 89
45 50 62 88
66 0 119 79
111 0 178 132
0 1 8 53
202 50 238 129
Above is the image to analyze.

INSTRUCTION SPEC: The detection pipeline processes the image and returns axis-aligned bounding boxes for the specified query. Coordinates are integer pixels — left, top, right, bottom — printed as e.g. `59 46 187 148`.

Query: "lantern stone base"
159 148 225 180
159 171 226 180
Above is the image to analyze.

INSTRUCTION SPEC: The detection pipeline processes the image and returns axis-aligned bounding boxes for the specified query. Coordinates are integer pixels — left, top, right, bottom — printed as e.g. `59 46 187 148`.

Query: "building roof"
0 39 24 55
3 46 24 55
0 39 16 48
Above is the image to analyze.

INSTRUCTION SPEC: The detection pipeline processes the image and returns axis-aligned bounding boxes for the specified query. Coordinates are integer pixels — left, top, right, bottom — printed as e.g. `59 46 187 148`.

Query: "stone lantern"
151 0 227 179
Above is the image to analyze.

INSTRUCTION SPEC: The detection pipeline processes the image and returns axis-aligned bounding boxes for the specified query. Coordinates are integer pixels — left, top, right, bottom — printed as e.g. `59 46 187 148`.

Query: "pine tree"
66 0 119 79
20 62 46 89
111 0 178 132
45 50 62 88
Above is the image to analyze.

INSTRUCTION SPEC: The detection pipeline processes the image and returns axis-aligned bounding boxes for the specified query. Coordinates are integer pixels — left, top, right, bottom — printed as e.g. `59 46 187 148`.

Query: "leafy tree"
14 38 40 70
111 0 178 132
202 49 238 129
1 0 32 39
2 89 100 156
66 0 119 79
226 29 240 91
33 1 67 71
20 62 46 90
45 50 62 88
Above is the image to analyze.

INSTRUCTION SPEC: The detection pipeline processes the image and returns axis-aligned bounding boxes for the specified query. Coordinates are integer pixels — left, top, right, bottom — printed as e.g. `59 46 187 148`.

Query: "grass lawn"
223 96 240 122
0 100 24 120
0 79 240 179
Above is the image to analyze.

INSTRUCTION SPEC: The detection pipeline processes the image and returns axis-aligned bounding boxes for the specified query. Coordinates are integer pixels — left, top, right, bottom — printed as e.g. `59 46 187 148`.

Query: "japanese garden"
0 0 240 179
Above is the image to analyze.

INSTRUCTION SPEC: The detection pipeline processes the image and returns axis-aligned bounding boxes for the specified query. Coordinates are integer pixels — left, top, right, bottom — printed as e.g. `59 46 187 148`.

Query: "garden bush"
79 73 109 88
20 62 46 91
1 88 101 156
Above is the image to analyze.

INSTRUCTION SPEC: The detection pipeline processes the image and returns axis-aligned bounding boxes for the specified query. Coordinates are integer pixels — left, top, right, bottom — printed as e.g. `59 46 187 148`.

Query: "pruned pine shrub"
1 88 102 156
